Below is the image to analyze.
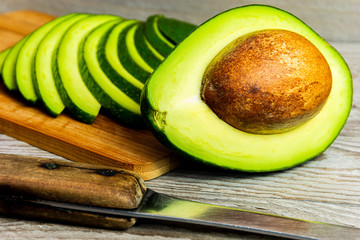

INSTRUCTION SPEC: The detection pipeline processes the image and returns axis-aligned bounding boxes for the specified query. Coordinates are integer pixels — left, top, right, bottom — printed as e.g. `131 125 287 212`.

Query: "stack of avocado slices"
0 13 196 126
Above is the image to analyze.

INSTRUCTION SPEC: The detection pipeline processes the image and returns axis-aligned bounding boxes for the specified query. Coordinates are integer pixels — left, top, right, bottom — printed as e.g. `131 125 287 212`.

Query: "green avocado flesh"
57 14 121 123
117 21 151 83
134 23 164 69
103 20 144 95
0 48 10 74
35 13 90 116
2 35 30 91
141 5 353 171
16 14 75 103
144 15 175 57
82 19 143 126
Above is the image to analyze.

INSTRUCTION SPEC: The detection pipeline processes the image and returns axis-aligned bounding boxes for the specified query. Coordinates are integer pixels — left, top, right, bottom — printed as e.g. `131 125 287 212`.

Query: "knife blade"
0 154 359 240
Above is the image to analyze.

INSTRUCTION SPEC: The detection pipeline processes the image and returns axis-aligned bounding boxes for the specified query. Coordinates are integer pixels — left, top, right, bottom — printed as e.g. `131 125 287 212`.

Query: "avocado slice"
15 13 75 103
141 5 353 171
34 13 90 117
56 14 121 123
0 48 10 74
102 19 144 99
117 21 151 83
134 23 164 70
2 35 30 91
144 15 175 57
82 19 143 127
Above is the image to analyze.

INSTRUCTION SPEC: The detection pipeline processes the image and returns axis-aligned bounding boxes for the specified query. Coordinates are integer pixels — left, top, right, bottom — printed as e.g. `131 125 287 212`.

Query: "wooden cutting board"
0 10 182 180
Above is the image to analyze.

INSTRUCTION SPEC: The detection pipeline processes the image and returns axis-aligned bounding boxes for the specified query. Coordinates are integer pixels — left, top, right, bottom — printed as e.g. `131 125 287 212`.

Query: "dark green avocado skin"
140 82 167 142
140 88 193 164
144 15 174 57
118 23 151 83
157 16 197 44
134 23 163 69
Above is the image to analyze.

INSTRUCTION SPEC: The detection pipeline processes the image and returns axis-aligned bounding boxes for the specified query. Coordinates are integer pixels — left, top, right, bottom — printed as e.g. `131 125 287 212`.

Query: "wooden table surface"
1 0 359 239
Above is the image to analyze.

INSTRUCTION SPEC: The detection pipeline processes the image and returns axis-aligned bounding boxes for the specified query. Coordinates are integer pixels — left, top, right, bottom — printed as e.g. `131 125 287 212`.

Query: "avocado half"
140 5 353 171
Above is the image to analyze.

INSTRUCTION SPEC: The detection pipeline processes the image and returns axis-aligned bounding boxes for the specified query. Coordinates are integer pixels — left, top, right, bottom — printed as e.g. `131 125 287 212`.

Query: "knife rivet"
96 169 116 176
44 162 57 170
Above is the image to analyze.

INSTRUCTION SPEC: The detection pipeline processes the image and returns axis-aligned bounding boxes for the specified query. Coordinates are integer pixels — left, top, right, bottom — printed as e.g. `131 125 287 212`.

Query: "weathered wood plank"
0 1 359 239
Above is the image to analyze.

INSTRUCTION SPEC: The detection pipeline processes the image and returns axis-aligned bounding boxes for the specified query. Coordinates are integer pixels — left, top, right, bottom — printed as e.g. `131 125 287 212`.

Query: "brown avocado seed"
201 29 332 134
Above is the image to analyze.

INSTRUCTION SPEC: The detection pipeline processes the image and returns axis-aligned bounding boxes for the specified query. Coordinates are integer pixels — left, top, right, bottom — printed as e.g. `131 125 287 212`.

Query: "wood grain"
0 10 181 180
0 1 359 240
0 154 146 209
0 154 146 229
0 10 54 35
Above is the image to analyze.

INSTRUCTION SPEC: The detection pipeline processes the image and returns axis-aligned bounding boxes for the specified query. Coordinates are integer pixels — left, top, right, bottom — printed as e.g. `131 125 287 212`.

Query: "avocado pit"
201 29 332 134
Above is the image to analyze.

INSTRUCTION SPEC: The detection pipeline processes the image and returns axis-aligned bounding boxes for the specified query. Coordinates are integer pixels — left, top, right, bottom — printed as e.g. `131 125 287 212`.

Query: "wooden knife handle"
0 154 147 209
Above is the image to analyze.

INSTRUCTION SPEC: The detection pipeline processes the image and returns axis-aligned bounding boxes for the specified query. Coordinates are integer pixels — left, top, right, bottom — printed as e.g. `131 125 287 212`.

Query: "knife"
0 154 359 240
